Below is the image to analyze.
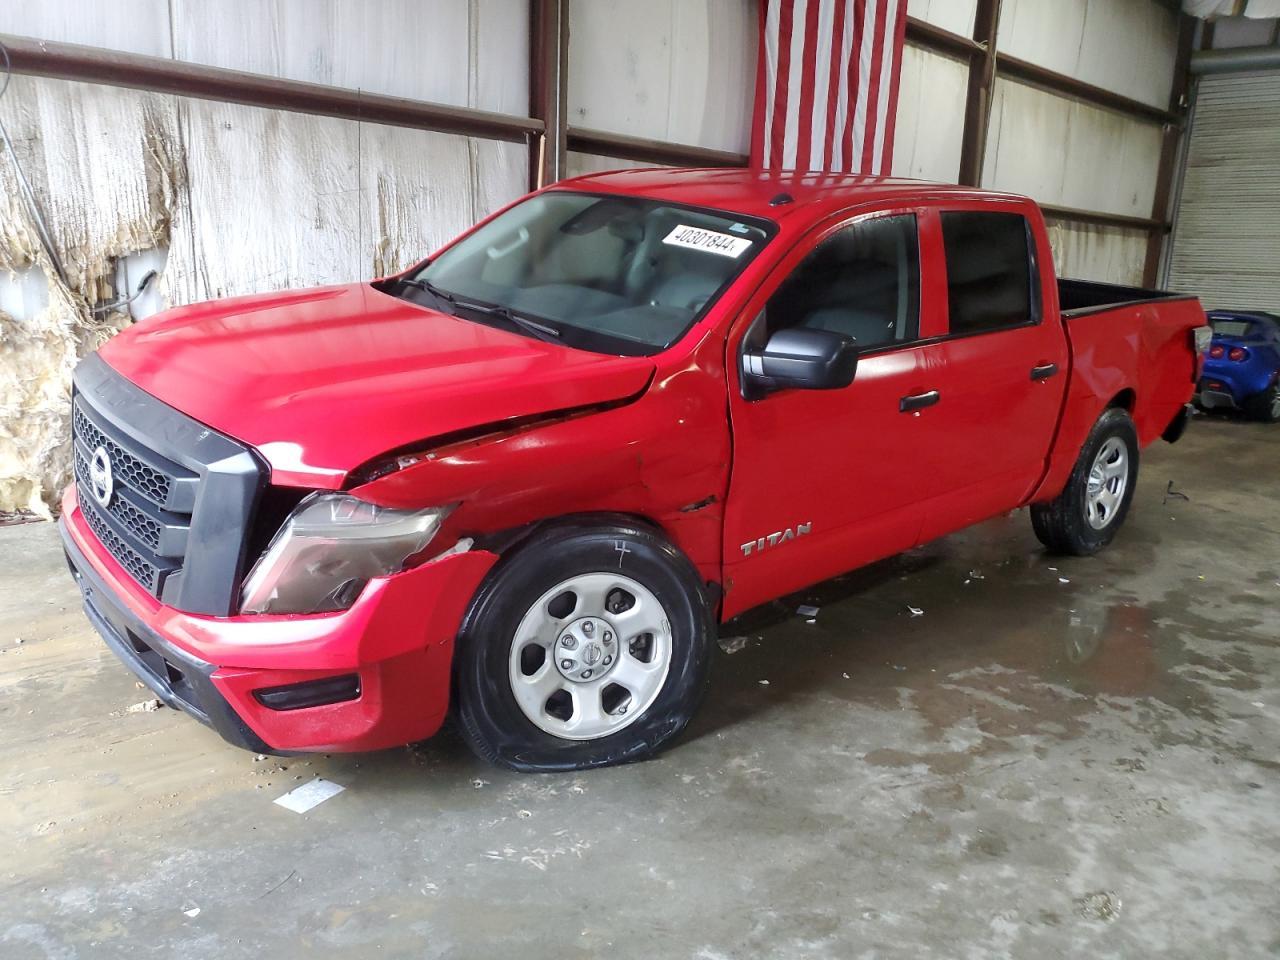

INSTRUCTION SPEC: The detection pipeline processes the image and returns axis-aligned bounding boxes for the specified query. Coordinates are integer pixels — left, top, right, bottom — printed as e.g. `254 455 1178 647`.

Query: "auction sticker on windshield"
663 225 754 258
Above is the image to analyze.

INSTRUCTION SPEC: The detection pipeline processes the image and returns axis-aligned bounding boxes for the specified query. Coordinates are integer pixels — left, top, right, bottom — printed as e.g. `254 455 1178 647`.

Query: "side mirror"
743 328 858 396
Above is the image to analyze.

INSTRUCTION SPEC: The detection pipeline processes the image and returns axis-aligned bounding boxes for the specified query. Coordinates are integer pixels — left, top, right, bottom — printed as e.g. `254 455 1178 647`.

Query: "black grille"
71 355 263 616
72 397 190 598
78 492 161 592
73 447 162 550
73 403 172 506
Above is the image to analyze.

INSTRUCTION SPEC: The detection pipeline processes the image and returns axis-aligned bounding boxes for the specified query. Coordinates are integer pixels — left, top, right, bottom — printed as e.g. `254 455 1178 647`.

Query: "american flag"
751 0 909 175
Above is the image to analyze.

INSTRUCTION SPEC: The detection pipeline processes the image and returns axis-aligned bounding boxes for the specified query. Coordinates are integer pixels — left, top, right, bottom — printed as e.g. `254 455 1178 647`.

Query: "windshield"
1211 319 1254 338
405 191 772 355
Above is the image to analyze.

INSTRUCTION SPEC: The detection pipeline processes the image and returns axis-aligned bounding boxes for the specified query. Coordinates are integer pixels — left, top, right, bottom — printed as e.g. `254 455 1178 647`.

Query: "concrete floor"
1 416 1277 959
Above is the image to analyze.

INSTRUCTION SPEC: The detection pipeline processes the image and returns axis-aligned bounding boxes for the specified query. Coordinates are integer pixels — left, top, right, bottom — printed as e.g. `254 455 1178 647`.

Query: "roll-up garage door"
1166 72 1280 310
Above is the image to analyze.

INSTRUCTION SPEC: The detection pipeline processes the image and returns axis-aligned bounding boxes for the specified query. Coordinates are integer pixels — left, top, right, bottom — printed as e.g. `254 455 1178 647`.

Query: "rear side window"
764 214 920 351
941 212 1036 335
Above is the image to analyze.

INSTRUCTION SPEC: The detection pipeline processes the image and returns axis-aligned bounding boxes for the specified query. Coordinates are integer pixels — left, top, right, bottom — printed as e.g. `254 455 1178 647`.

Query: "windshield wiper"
398 276 457 311
454 299 563 344
399 279 561 344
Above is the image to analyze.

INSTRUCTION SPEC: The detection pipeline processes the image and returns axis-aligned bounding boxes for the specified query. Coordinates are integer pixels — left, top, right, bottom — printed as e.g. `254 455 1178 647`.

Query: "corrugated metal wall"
565 0 757 176
0 0 1188 513
569 0 1182 287
0 2 529 515
985 0 1180 285
1166 72 1280 309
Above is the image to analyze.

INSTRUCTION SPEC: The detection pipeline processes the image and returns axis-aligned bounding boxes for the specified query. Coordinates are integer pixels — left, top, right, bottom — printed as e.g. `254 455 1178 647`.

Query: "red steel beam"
0 33 543 144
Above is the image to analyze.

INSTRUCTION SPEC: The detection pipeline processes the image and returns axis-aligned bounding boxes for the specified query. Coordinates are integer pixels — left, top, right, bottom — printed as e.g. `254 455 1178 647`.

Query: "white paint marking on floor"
274 778 345 813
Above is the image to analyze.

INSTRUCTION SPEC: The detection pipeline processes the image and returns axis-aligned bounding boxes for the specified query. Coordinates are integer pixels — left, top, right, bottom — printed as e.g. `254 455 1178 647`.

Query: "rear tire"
453 520 714 772
1244 381 1280 423
1031 408 1139 556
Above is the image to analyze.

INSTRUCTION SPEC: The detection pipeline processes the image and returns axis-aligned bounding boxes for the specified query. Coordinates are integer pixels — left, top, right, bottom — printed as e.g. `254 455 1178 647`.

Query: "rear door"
915 206 1069 542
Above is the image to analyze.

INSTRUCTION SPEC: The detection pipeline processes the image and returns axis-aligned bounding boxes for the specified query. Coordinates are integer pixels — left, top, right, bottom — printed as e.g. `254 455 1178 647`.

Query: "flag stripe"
879 0 909 175
751 0 906 175
781 0 809 168
821 0 848 172
860 0 889 175
768 0 793 172
793 0 821 172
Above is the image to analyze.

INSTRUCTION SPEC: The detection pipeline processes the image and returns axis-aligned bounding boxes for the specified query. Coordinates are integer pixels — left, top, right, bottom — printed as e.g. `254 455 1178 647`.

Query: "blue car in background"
1196 310 1280 423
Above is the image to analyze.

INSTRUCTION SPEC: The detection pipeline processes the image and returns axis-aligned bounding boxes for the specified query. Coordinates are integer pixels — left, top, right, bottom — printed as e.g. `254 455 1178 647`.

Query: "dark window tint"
941 212 1035 335
765 214 920 350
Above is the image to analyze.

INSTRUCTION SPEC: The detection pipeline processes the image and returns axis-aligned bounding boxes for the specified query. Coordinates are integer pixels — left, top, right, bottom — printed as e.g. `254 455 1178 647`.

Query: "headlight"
240 493 453 615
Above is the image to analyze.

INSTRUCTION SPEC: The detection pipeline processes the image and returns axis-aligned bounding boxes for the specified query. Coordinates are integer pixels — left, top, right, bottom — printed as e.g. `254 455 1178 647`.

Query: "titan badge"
739 521 812 557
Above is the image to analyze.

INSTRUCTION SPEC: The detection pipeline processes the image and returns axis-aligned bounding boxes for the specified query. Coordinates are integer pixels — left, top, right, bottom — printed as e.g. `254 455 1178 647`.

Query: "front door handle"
900 390 940 413
1031 362 1060 381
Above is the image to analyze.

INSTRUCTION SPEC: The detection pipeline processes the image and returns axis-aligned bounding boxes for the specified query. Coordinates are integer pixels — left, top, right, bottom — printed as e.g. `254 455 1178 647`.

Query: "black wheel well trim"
1107 388 1136 412
465 510 721 617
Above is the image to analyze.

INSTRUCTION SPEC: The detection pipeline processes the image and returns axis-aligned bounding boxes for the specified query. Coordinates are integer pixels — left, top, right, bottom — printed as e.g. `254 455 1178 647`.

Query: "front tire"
1244 380 1280 423
1031 408 1139 556
453 520 714 772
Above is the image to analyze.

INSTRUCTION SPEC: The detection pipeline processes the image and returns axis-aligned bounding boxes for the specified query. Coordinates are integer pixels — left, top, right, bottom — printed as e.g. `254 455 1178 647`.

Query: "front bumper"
61 486 497 754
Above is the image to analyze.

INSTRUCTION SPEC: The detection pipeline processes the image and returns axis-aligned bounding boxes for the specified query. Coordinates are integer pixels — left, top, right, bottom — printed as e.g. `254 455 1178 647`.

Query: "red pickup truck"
60 169 1209 770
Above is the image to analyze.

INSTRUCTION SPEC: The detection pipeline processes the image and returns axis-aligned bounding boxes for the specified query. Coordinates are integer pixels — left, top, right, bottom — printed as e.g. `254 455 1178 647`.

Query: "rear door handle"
900 390 940 413
1031 362 1060 381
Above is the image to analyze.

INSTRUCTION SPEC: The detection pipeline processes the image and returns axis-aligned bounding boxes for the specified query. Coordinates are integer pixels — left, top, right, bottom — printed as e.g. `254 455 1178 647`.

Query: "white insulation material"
567 0 757 154
0 75 524 515
0 76 178 516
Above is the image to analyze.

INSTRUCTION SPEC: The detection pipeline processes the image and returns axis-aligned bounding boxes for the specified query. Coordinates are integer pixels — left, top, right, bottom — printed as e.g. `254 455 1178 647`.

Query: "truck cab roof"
555 167 1031 224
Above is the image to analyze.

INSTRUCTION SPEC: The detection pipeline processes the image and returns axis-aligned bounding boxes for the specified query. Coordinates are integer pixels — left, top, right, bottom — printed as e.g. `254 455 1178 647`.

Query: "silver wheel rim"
508 572 672 741
1085 436 1129 530
1271 390 1280 419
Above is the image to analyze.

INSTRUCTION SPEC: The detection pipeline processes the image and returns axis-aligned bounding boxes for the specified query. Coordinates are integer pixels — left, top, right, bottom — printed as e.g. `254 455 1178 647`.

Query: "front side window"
406 192 771 355
940 211 1036 335
762 214 921 350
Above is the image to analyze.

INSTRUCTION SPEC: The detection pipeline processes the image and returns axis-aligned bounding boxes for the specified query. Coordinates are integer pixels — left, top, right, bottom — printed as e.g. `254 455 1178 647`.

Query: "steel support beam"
957 0 1002 187
995 53 1179 125
529 0 569 188
903 17 984 59
1040 204 1168 233
0 33 543 143
1143 14 1197 288
565 128 747 169
906 17 1179 127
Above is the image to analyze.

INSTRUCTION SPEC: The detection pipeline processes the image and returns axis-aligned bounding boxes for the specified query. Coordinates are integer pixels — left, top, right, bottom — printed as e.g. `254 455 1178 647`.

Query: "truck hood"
98 283 656 486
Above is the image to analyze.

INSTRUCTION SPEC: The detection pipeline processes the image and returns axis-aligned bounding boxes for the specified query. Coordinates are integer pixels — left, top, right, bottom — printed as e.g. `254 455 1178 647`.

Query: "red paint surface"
99 283 655 487
74 169 1205 751
62 485 496 751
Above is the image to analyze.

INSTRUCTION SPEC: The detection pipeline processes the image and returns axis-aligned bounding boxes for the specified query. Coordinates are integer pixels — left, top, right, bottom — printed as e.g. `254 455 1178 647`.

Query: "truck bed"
1057 278 1195 319
1030 280 1206 505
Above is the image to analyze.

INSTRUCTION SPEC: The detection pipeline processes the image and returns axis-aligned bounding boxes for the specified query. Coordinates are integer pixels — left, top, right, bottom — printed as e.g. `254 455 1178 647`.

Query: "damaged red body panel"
59 168 1207 755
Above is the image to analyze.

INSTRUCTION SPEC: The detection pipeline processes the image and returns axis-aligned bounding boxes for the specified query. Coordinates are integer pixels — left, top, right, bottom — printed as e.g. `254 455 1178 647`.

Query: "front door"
721 209 946 619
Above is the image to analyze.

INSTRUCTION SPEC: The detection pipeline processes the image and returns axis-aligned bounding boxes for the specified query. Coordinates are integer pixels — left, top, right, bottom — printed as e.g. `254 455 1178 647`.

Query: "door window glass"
940 212 1036 335
764 214 920 350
